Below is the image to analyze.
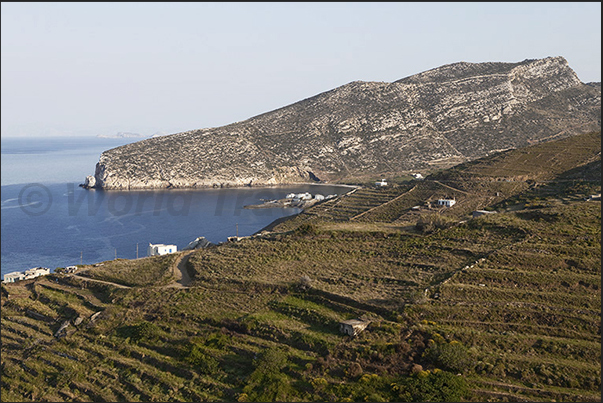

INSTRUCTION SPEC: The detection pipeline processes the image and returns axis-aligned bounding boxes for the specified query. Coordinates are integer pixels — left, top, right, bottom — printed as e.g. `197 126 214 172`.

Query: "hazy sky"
1 2 601 138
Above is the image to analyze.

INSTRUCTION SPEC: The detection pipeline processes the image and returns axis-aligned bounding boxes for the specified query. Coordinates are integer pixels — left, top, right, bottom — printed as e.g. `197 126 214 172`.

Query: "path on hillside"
67 250 196 289
167 250 195 288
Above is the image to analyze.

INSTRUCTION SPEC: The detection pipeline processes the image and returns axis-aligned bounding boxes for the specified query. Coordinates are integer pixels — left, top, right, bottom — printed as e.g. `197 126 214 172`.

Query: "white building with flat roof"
3 272 25 283
3 267 50 283
298 192 313 200
24 267 50 279
147 243 178 256
437 198 456 207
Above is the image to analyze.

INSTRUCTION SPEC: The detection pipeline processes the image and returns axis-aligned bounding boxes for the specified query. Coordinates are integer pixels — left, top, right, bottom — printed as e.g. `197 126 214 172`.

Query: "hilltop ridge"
88 56 600 190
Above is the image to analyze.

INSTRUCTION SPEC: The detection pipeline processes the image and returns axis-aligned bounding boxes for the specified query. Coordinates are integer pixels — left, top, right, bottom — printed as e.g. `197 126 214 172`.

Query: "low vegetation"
1 132 600 402
76 254 177 287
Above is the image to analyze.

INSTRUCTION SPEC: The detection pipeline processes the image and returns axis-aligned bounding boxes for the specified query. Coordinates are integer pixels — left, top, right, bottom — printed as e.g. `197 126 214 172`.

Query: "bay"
1 136 351 279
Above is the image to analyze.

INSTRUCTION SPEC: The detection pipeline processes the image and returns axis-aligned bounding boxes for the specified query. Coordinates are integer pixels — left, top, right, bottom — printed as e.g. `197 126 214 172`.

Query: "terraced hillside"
271 131 600 231
308 187 409 221
1 132 600 402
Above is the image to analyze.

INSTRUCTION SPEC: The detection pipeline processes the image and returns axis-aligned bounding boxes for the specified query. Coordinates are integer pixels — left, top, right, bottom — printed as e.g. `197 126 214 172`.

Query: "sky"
1 2 601 138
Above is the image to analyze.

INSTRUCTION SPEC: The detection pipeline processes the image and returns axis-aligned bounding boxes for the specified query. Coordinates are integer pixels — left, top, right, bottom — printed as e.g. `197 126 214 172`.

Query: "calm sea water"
1 137 350 279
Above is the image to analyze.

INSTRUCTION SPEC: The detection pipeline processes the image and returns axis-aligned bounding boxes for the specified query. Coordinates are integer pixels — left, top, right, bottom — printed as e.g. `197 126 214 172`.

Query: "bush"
296 223 317 236
346 362 363 378
242 347 297 401
396 370 470 402
424 340 474 374
182 342 219 374
252 346 287 376
116 321 161 343
205 332 230 350
243 372 295 402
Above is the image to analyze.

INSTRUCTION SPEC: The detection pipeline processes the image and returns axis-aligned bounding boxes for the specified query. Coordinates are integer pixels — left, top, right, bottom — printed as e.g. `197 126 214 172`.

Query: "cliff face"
90 56 601 189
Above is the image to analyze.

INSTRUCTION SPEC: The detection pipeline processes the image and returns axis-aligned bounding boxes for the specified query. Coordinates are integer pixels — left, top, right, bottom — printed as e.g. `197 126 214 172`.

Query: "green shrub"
296 223 318 236
424 340 474 374
182 342 219 374
116 321 161 343
252 346 287 376
243 372 295 402
395 370 470 402
205 332 230 350
242 347 297 401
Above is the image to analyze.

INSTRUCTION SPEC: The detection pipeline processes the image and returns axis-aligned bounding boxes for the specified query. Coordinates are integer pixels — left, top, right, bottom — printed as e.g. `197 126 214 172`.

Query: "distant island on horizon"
96 132 150 139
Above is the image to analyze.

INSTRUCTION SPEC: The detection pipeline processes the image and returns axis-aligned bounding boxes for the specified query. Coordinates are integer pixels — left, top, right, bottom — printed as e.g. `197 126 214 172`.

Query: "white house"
375 179 388 187
314 194 325 201
412 173 424 180
437 198 456 207
3 271 25 283
293 192 312 200
147 243 178 256
24 267 50 279
286 193 297 199
3 267 50 283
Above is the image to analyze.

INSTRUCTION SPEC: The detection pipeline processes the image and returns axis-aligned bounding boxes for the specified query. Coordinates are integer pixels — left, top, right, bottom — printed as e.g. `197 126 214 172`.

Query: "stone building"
339 319 370 336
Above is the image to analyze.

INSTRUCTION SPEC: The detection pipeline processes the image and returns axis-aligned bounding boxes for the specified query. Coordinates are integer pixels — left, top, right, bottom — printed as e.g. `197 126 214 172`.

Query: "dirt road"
167 250 195 288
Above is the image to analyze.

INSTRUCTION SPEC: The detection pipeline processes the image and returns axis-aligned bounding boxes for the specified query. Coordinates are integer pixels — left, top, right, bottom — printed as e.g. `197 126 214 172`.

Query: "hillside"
2 131 600 402
86 56 600 190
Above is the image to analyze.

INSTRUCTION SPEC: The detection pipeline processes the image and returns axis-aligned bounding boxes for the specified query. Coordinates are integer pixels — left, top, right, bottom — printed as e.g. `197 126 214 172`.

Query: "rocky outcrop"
83 175 96 188
183 237 213 250
88 57 601 190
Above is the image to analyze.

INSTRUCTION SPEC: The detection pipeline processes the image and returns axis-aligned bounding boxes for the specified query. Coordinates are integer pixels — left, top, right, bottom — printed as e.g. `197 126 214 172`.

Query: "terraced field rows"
308 187 408 221
403 201 601 402
1 279 231 401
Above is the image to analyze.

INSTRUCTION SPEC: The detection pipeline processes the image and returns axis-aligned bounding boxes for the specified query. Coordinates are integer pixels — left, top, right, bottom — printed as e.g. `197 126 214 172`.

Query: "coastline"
2 181 356 279
251 185 359 235
81 180 360 192
253 213 302 235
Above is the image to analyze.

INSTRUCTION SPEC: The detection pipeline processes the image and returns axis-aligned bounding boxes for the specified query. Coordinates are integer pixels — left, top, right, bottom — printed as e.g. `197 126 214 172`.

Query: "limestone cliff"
89 57 601 189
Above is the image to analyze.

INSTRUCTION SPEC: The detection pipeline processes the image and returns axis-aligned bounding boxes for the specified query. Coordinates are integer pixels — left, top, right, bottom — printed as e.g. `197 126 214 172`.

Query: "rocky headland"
85 56 601 190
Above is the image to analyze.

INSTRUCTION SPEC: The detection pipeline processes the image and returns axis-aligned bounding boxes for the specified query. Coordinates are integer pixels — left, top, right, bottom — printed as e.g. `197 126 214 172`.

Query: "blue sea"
1 136 350 279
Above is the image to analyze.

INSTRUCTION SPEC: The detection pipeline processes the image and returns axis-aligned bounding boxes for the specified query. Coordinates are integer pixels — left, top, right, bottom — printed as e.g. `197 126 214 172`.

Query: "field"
1 132 600 402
